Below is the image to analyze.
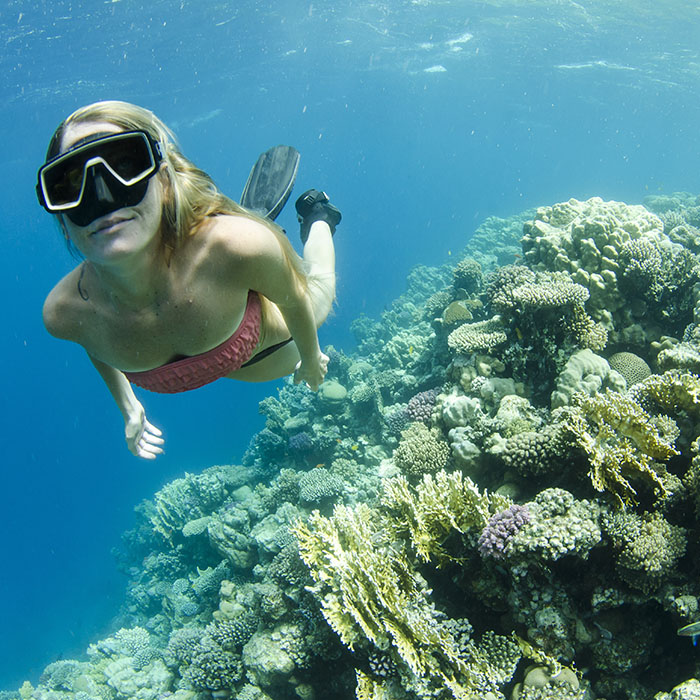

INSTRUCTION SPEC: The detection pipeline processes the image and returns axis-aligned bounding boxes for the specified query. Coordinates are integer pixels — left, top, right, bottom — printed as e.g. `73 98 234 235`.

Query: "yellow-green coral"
633 370 700 414
293 502 468 686
381 470 512 564
559 390 679 507
293 472 518 699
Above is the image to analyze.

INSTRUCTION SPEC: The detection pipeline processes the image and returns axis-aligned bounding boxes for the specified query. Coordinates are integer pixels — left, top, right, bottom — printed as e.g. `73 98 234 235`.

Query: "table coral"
298 468 344 505
447 317 508 354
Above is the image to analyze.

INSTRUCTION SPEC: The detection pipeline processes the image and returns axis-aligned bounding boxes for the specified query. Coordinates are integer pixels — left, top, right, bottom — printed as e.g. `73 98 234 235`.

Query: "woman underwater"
37 100 341 459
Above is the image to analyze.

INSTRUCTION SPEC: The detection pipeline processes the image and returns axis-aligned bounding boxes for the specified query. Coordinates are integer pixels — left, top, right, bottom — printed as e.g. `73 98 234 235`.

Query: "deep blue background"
2 0 700 689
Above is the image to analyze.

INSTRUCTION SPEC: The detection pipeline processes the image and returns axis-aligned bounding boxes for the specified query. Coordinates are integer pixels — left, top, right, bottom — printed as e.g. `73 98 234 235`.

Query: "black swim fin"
240 145 300 221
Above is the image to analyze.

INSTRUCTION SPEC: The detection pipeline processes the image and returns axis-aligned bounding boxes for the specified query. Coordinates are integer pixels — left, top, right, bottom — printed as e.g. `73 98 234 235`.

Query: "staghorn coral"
558 390 679 507
393 422 451 480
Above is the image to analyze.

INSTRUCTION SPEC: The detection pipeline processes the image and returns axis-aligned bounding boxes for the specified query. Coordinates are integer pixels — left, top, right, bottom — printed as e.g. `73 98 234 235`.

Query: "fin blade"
240 145 300 221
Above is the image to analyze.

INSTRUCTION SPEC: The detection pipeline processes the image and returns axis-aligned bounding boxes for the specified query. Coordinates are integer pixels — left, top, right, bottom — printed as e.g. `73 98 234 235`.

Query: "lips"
91 215 132 235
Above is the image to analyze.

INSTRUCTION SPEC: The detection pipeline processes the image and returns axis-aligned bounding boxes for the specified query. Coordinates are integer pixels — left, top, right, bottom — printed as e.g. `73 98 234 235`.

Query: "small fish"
351 444 359 451
409 345 414 354
424 64 447 73
515 327 524 341
677 621 700 645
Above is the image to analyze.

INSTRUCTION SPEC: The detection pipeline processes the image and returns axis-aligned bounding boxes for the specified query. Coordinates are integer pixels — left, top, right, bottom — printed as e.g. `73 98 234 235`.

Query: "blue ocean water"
1 0 699 690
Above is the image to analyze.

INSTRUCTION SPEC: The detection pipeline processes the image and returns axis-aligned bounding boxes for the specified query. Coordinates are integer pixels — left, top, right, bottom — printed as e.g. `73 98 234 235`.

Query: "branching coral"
603 510 686 592
557 390 679 507
293 472 518 699
381 470 512 564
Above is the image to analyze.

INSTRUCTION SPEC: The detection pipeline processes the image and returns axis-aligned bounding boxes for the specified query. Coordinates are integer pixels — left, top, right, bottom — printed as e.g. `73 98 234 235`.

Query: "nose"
92 168 116 203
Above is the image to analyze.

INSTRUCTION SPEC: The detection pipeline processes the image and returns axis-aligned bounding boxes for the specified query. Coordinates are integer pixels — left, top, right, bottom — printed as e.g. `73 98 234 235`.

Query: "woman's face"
58 121 165 265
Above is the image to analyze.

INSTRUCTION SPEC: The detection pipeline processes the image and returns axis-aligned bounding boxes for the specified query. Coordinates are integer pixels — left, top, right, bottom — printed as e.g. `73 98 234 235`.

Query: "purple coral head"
288 431 314 453
478 503 531 560
406 388 440 424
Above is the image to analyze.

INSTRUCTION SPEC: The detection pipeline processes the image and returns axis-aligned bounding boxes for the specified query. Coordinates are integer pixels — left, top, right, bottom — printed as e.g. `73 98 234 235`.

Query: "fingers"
137 435 164 459
128 419 165 460
144 420 163 438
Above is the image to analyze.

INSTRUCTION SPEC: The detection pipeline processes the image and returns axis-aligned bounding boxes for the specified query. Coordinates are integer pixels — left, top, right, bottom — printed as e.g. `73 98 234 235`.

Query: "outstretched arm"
89 355 165 459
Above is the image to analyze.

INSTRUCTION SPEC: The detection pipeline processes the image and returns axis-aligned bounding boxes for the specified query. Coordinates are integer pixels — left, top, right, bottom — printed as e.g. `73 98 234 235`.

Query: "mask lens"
43 151 88 206
98 134 154 182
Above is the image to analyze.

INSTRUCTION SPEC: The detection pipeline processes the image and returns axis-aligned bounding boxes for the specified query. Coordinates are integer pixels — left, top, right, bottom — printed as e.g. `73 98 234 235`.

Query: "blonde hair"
47 100 307 295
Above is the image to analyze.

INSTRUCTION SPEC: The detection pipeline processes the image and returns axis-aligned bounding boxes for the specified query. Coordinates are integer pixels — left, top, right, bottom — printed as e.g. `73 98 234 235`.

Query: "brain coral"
393 422 451 479
607 351 651 386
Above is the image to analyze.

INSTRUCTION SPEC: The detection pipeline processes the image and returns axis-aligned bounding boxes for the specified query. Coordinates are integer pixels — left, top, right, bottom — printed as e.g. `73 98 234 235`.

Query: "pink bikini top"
123 291 262 394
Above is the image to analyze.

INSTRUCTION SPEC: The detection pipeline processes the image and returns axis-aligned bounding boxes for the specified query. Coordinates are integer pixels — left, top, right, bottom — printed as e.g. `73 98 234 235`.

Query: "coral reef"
18 194 700 700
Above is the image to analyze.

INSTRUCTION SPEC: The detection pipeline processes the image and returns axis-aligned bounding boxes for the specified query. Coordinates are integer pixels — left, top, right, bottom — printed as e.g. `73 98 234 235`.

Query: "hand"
293 352 329 391
125 405 165 460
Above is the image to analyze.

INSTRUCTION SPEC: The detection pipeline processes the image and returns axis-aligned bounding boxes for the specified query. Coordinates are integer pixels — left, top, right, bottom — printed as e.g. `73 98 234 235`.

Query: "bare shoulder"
42 268 87 341
204 214 282 264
